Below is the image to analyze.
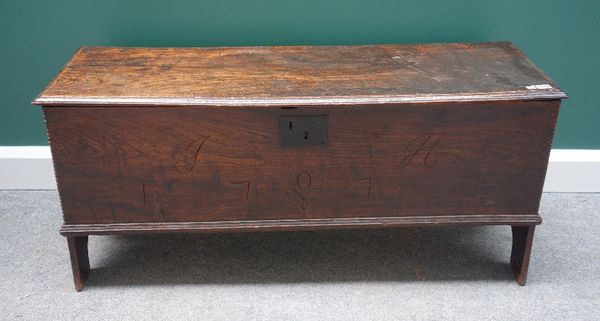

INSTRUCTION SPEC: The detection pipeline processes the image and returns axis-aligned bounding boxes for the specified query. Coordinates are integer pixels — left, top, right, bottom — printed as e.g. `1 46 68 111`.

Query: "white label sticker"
526 84 553 90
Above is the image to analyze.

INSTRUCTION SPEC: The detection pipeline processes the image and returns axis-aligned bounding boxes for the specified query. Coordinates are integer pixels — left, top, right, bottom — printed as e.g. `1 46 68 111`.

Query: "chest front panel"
45 101 558 224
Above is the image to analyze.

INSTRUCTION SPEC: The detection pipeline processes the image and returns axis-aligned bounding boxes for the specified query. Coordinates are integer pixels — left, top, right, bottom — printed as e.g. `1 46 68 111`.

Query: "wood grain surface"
33 42 566 107
35 43 565 288
44 100 558 225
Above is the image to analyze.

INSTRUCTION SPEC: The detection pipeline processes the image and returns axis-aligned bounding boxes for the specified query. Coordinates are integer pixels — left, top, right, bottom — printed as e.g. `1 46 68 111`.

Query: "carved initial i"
397 133 448 168
175 136 210 173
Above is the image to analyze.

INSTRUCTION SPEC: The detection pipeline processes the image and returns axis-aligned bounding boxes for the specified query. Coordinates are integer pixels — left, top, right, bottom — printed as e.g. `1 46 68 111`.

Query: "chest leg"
67 235 90 291
511 225 536 285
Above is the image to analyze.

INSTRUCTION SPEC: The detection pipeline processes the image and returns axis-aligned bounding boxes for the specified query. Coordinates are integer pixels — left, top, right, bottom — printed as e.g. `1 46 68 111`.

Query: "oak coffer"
33 42 566 291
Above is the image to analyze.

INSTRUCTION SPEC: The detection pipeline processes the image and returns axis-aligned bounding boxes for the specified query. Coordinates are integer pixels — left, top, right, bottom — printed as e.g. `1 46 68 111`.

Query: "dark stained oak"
511 225 536 286
34 42 566 290
66 236 89 292
33 42 565 107
44 102 558 225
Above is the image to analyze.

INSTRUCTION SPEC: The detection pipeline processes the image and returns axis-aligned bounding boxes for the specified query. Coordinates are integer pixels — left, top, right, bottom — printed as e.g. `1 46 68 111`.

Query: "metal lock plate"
279 115 328 148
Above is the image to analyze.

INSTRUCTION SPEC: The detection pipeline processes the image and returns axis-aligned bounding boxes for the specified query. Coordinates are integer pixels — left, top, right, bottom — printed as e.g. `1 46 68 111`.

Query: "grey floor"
0 191 598 321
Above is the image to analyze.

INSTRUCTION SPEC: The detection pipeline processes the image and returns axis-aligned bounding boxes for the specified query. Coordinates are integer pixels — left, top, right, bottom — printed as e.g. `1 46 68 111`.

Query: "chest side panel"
44 101 558 224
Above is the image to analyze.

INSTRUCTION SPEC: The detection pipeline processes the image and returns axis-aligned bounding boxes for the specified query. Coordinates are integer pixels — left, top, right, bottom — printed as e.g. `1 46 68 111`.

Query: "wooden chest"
33 42 566 291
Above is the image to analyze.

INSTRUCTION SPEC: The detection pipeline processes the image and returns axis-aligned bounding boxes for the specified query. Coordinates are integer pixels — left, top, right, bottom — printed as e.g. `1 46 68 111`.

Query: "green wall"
1 0 598 147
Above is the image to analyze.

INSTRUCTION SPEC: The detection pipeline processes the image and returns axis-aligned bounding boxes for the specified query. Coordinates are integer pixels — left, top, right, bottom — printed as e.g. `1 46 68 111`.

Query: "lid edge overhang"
32 91 568 107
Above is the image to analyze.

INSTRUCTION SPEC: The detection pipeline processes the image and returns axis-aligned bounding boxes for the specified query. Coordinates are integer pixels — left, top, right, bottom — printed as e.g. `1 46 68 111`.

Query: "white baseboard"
543 149 600 192
0 147 599 192
0 147 56 189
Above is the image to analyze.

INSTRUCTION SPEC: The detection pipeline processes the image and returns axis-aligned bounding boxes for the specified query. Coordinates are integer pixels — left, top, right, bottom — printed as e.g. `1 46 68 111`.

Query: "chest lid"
32 42 566 107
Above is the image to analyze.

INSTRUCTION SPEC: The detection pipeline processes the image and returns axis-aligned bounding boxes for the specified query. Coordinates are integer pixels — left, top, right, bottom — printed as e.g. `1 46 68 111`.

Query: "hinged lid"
32 42 566 107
